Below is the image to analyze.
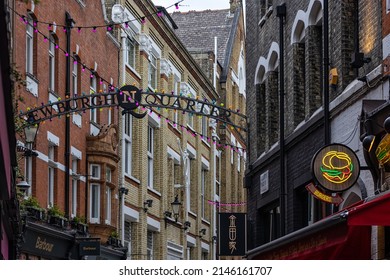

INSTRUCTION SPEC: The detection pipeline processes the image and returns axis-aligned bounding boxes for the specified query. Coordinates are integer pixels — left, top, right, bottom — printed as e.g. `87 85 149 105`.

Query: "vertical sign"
218 213 246 256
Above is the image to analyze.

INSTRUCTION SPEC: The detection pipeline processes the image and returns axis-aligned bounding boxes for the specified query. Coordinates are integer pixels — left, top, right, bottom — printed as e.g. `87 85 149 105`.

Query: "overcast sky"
152 0 231 12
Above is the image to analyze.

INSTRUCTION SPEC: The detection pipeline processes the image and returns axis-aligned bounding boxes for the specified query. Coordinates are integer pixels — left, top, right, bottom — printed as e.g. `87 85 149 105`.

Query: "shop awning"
246 220 371 260
348 191 390 226
246 191 390 260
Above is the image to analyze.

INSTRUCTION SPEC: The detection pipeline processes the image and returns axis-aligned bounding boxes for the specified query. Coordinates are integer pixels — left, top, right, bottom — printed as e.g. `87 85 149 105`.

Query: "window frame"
126 37 136 69
124 221 132 259
147 124 154 189
48 33 56 92
105 186 111 225
147 231 154 260
201 168 206 219
215 154 221 196
26 14 34 74
72 58 78 96
90 75 97 123
90 164 101 180
148 52 158 90
90 183 100 223
48 145 56 207
124 114 133 176
71 158 78 217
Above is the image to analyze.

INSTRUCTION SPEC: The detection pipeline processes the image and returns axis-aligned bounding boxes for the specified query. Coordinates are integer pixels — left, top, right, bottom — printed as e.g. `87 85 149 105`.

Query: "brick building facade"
12 0 124 259
118 0 247 260
9 0 245 260
245 0 390 259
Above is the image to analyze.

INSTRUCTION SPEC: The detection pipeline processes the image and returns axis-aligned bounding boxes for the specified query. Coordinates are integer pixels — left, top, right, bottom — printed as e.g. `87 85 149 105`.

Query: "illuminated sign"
376 134 390 166
312 144 360 192
218 213 246 256
306 182 343 205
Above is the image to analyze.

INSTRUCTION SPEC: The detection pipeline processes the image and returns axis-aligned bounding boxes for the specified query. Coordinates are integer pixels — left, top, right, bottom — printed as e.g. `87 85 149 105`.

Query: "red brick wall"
13 0 119 217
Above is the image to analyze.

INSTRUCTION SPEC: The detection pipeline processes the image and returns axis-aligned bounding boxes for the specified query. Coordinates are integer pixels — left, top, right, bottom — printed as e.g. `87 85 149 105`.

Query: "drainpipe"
353 0 359 78
323 0 330 145
120 30 127 244
65 12 74 219
276 3 286 237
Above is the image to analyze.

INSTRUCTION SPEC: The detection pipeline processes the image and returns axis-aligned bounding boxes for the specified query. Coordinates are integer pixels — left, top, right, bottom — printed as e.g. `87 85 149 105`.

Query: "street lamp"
171 195 182 222
24 113 39 149
16 180 31 199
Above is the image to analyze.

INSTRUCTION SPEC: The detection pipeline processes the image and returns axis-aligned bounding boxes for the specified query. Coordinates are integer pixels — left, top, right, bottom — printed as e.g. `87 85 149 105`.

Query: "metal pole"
323 0 330 145
276 3 286 237
65 12 73 218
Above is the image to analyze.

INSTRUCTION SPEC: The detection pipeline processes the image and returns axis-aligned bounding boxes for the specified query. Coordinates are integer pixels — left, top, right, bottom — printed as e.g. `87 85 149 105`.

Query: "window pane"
91 184 99 218
126 38 135 67
26 15 33 73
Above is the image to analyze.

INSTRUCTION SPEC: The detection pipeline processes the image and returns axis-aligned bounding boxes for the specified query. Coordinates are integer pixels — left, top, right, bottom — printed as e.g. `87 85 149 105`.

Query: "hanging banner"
218 213 246 256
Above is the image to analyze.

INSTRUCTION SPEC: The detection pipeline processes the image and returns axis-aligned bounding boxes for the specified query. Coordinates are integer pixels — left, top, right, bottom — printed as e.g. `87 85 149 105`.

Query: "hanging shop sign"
79 240 101 256
305 182 343 205
18 86 247 131
311 143 360 192
21 227 72 259
218 213 246 256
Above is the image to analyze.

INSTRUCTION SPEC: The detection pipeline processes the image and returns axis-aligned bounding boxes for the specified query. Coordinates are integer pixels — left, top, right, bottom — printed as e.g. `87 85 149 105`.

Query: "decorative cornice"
139 33 152 57
160 58 172 77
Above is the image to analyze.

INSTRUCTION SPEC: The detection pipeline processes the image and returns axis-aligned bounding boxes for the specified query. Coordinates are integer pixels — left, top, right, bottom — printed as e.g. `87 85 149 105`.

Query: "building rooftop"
170 9 235 67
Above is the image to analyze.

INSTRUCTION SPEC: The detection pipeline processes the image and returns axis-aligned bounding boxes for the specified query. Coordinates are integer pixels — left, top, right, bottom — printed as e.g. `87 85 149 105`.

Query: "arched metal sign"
18 86 247 131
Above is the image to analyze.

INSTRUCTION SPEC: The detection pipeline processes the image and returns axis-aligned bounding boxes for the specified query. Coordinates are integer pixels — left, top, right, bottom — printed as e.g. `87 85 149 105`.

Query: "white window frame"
90 164 101 180
107 89 112 125
105 186 111 225
90 183 100 223
187 113 194 128
237 151 241 172
124 114 132 176
49 33 55 91
186 156 191 213
147 124 154 189
201 106 210 139
215 154 220 196
173 79 180 126
387 0 390 13
25 147 33 196
147 231 154 260
26 14 34 74
124 221 132 259
126 37 136 69
106 167 112 183
71 158 78 217
201 168 206 219
231 142 235 164
148 53 158 90
90 75 97 123
72 58 78 96
48 145 56 207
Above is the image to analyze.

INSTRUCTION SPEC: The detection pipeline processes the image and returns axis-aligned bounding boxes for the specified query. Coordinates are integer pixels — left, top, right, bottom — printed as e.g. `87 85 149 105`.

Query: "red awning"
347 191 390 226
247 191 390 260
249 223 371 260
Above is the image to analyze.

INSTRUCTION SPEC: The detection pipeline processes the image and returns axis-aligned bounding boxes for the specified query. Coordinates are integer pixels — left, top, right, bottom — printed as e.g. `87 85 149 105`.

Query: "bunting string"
12 1 184 31
12 4 247 154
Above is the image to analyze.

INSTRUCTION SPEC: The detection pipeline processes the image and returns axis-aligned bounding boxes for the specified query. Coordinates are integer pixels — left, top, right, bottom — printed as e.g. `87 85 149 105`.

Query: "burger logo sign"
312 144 360 192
